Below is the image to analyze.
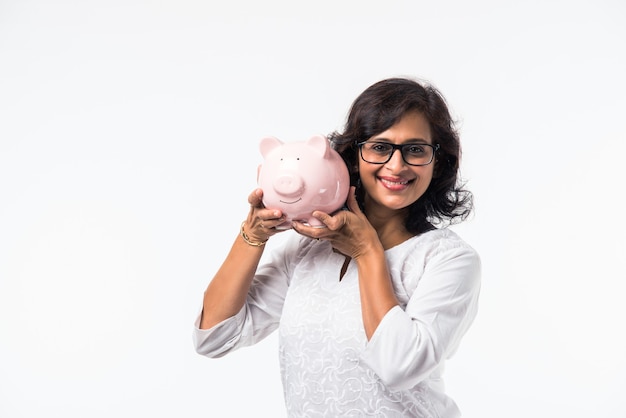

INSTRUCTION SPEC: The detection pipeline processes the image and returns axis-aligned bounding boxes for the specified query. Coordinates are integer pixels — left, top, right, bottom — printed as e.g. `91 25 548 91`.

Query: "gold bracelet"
240 221 268 247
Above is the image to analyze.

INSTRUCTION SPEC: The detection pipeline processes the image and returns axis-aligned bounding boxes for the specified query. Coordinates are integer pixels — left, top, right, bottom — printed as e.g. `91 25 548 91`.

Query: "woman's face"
358 111 435 216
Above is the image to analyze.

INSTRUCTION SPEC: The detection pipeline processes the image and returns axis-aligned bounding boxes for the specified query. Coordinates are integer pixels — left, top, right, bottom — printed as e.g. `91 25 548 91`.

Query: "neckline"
384 227 442 253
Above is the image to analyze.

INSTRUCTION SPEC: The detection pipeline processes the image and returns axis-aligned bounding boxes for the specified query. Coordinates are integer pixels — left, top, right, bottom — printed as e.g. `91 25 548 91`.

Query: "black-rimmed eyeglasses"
357 141 440 166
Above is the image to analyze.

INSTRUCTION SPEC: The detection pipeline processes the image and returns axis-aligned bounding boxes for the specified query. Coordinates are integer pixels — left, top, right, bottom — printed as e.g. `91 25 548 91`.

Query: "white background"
1 0 625 417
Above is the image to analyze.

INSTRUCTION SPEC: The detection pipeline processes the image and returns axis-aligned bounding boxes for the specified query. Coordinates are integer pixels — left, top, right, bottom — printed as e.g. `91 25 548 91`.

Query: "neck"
366 208 413 250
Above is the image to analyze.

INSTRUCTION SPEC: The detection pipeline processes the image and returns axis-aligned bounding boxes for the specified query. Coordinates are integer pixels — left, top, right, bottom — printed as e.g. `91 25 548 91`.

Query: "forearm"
355 245 399 340
360 243 482 390
199 233 265 329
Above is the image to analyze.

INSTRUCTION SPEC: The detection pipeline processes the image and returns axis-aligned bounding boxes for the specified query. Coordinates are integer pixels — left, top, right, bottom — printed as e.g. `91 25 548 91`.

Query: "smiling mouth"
379 178 413 186
279 197 302 204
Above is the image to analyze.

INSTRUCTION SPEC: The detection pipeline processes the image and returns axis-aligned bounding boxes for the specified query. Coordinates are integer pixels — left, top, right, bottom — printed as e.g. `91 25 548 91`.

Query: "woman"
194 77 481 417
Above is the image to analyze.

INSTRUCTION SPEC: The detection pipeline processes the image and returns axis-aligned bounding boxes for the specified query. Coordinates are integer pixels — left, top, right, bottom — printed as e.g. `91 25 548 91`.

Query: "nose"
385 148 407 169
273 174 304 197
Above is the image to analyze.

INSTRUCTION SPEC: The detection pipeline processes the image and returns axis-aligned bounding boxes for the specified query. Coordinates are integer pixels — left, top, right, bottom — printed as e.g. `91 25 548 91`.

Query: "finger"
310 210 333 229
292 220 323 237
244 212 285 242
313 210 351 233
262 211 285 226
248 188 265 207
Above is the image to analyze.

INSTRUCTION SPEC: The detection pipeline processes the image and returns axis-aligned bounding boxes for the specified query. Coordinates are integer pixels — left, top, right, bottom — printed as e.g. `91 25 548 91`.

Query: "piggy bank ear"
306 134 330 158
260 136 284 158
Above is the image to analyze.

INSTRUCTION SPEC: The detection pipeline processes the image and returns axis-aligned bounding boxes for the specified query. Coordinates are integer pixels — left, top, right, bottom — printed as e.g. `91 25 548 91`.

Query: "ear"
432 158 442 178
259 136 284 158
306 134 330 158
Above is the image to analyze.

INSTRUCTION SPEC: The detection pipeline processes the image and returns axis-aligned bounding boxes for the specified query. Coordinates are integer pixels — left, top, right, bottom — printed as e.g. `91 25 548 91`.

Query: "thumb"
248 188 265 207
345 186 364 216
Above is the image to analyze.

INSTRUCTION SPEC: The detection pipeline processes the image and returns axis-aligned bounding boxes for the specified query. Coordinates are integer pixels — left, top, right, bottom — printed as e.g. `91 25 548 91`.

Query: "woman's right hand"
242 188 286 244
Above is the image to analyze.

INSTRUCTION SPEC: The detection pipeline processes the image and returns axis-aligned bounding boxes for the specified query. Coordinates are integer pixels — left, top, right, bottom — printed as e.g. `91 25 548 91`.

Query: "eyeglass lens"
360 142 435 166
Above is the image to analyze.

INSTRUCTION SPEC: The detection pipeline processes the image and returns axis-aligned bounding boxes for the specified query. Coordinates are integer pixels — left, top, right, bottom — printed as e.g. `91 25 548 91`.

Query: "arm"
360 244 481 391
353 240 399 340
199 188 286 330
194 232 295 358
199 231 265 329
292 187 399 340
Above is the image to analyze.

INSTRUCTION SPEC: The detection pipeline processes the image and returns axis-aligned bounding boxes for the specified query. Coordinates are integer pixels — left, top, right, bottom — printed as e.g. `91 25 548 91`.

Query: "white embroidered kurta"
194 228 481 417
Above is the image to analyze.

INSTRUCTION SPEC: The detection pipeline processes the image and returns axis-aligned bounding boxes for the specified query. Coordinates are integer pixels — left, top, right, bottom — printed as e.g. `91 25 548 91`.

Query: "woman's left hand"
292 187 381 259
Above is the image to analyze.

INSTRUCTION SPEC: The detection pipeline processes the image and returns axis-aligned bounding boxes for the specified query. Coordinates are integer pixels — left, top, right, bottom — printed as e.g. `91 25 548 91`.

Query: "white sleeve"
193 306 248 358
193 234 300 358
359 244 481 391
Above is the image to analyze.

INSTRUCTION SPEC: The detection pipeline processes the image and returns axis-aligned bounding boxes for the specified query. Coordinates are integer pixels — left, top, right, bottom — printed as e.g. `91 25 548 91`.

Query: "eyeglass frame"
356 141 440 166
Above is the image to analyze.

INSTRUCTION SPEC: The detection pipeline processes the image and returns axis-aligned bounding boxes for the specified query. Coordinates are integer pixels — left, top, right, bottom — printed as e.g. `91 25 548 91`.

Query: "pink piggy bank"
257 134 350 229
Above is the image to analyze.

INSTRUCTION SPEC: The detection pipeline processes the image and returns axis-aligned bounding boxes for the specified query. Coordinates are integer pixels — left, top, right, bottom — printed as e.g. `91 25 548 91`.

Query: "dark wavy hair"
329 77 473 233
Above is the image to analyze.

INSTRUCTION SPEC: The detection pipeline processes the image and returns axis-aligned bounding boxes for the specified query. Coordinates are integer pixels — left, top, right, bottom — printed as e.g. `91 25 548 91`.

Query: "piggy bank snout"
273 174 304 197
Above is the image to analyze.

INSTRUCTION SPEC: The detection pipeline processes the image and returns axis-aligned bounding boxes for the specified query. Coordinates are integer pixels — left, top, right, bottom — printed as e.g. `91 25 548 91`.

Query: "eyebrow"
369 137 432 144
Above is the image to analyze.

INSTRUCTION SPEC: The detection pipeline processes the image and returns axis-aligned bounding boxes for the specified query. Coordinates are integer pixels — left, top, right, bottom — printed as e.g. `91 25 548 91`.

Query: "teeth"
381 179 408 185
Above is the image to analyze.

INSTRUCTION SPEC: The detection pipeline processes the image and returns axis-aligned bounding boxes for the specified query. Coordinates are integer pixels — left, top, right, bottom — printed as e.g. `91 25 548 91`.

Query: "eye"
369 142 393 154
404 144 426 155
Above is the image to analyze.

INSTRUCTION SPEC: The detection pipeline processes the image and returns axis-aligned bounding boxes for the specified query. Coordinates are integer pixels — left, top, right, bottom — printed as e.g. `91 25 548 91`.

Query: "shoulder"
388 228 481 278
391 228 478 258
423 228 480 272
421 228 479 259
386 228 480 306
